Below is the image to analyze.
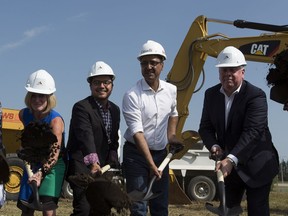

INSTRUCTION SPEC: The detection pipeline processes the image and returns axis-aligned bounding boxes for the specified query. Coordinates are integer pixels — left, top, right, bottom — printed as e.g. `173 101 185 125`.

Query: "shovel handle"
158 152 173 171
216 161 224 183
24 161 34 178
100 164 111 174
216 170 224 183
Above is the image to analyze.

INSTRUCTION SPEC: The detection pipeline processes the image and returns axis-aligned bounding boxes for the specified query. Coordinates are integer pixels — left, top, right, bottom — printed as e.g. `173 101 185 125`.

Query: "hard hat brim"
25 86 55 94
215 63 247 68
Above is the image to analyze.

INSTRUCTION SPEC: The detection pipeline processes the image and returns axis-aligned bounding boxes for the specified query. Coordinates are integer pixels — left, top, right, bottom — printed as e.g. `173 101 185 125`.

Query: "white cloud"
24 26 49 38
0 25 49 53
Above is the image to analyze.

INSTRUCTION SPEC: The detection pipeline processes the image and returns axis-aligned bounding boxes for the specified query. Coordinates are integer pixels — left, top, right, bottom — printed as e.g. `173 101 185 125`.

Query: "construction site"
1 13 288 215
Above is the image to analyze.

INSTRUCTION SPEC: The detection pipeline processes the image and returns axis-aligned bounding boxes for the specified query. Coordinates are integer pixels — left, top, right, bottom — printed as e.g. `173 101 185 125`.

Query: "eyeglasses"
91 80 113 86
140 60 162 67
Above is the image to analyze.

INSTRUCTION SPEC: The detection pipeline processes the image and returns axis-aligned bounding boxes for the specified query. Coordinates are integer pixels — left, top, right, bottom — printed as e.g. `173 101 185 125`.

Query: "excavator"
2 108 24 201
167 15 288 204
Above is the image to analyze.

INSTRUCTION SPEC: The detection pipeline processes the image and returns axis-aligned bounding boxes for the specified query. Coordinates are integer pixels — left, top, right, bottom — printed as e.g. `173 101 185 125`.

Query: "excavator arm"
167 15 288 138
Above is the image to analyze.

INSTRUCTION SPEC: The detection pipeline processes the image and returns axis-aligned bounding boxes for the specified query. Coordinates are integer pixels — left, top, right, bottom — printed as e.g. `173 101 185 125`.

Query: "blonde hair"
24 92 57 114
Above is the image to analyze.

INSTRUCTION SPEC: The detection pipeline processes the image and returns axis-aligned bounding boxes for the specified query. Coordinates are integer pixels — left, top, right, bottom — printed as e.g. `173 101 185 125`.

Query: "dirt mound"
68 171 131 216
266 49 288 104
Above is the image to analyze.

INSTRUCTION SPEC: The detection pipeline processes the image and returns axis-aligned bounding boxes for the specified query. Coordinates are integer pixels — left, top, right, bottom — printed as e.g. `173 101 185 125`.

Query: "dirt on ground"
1 187 288 216
0 199 229 216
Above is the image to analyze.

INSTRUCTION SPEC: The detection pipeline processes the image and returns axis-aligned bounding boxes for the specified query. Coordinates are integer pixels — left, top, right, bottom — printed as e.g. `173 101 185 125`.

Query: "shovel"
205 160 243 216
68 164 113 189
20 161 57 211
128 143 184 202
95 164 112 176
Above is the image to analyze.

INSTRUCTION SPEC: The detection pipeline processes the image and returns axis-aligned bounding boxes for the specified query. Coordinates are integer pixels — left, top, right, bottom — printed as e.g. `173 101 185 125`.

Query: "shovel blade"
205 202 243 216
20 180 58 211
205 202 223 215
143 191 161 201
128 190 146 202
20 199 57 211
128 190 161 202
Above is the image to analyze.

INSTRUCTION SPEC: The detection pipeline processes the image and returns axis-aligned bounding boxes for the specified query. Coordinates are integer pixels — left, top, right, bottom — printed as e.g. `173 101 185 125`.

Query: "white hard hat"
87 61 115 82
137 40 167 60
25 69 56 94
215 46 247 67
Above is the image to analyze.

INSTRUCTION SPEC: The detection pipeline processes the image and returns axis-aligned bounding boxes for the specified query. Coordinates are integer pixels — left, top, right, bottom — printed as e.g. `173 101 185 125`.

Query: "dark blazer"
66 96 120 172
199 80 279 188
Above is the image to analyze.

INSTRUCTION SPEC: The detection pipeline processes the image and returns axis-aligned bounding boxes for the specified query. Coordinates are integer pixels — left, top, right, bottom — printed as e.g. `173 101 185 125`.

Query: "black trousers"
225 169 272 216
67 159 91 216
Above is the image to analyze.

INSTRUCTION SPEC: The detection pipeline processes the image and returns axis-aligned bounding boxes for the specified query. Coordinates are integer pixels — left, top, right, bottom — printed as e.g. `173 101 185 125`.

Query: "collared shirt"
220 84 241 129
94 100 112 145
122 79 178 150
219 83 242 165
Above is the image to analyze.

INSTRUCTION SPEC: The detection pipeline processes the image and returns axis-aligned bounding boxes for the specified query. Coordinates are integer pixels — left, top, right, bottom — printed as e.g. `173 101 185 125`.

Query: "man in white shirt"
122 40 182 216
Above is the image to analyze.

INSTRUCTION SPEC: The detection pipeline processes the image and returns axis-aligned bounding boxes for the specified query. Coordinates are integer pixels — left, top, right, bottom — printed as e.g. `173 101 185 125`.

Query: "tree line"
279 159 288 182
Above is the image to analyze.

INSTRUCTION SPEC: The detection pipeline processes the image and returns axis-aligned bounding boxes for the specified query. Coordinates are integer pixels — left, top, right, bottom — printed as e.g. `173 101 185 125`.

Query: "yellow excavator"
167 15 288 204
2 108 24 200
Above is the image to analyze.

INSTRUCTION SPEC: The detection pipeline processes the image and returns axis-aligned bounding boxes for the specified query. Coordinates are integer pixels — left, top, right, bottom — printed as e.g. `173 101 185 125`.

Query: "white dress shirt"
122 79 178 150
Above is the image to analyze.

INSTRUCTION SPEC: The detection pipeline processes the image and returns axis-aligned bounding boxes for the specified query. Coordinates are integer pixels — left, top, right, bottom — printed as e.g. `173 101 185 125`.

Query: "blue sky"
0 1 287 160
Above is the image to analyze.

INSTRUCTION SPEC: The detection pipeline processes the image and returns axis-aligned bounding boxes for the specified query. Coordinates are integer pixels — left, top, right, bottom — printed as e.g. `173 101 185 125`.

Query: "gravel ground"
1 190 287 216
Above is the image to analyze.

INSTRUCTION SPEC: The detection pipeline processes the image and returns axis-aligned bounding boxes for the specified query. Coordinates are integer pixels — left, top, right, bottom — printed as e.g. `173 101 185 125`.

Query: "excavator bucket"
169 169 192 204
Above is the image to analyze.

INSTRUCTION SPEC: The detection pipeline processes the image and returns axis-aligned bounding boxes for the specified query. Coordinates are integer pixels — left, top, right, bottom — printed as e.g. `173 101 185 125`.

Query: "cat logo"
239 40 280 57
250 44 269 55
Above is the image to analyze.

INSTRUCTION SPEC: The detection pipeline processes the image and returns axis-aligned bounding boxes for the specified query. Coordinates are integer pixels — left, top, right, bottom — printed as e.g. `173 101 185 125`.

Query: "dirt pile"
267 49 288 104
69 171 131 216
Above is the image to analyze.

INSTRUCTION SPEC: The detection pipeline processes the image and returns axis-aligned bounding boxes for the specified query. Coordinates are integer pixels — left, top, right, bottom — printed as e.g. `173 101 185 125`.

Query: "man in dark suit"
66 61 120 216
199 46 279 216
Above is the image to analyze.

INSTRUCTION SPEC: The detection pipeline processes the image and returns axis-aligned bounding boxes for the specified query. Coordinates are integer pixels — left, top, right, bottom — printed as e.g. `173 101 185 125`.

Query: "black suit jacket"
199 81 279 187
67 96 120 171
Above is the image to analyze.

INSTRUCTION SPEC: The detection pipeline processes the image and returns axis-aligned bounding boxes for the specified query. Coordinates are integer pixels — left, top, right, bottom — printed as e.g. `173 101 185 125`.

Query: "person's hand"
168 140 184 154
215 158 234 178
28 171 42 187
149 163 162 180
209 145 224 161
90 163 101 175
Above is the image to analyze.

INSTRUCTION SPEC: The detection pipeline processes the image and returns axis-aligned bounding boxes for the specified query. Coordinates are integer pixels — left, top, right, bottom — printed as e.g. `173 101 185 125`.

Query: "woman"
17 69 66 216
